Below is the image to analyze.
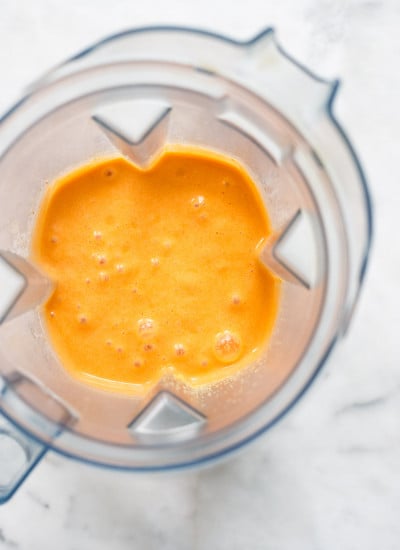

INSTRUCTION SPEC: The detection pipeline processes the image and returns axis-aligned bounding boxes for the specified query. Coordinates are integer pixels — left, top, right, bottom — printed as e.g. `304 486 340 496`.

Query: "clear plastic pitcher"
0 27 372 503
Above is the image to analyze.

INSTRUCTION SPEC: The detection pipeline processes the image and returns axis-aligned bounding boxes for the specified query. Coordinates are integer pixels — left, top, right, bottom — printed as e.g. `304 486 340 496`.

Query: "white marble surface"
0 0 399 548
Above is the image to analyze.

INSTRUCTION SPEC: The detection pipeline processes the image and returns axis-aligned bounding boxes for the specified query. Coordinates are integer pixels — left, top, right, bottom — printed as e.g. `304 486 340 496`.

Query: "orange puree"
31 148 280 393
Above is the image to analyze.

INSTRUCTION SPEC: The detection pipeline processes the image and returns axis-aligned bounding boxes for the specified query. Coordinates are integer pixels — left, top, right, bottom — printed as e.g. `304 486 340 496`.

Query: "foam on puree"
31 148 280 392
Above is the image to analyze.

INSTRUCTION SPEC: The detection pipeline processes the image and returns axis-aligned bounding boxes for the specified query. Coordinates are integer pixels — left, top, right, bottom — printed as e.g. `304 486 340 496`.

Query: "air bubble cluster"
137 318 157 340
213 330 242 363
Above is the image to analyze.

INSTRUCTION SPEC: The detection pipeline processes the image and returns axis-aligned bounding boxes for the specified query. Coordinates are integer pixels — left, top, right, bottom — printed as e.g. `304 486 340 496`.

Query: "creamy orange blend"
31 148 280 392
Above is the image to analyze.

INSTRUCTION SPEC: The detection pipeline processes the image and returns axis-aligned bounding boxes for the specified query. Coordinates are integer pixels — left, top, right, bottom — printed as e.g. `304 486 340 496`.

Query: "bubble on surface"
213 330 242 363
190 195 206 209
96 254 107 265
137 318 157 340
104 168 114 177
77 314 88 324
115 263 125 273
99 271 109 282
174 343 186 357
231 293 241 305
93 230 102 240
150 257 160 267
143 343 155 352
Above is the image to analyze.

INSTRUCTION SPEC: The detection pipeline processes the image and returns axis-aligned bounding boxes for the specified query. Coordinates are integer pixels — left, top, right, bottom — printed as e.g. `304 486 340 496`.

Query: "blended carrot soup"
31 148 280 392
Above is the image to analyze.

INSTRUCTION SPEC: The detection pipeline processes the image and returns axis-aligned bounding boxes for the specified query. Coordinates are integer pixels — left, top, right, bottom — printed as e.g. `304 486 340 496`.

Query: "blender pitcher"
0 27 372 503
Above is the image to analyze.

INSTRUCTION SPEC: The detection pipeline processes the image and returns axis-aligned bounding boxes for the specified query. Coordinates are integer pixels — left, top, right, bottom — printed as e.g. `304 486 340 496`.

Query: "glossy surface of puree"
32 148 280 393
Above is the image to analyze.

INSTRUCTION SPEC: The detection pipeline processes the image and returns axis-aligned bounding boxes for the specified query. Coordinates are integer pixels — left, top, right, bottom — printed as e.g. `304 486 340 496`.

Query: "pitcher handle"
0 414 47 504
0 372 76 504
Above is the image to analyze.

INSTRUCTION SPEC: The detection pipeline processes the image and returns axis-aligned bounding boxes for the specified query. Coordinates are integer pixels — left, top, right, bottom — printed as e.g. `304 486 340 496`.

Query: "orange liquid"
32 148 280 393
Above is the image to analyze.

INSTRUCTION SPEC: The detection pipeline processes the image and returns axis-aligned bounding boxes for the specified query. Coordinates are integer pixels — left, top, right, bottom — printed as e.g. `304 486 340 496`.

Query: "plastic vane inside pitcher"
0 27 371 502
